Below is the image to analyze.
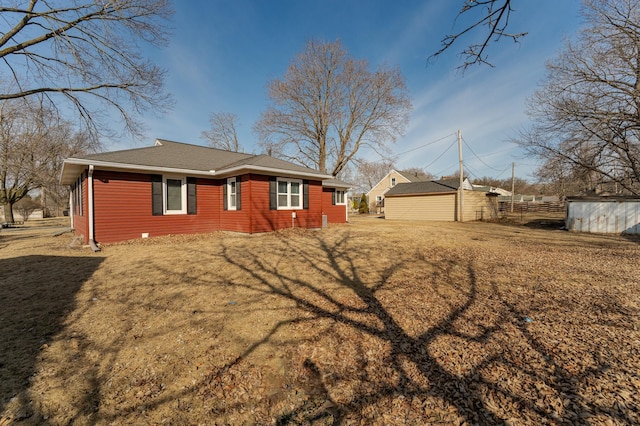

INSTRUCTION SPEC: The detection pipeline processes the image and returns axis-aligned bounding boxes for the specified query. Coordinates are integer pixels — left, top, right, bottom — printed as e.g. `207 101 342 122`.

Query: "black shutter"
223 179 228 210
332 188 336 205
187 177 197 214
236 177 242 210
151 174 163 216
269 177 277 210
303 180 309 210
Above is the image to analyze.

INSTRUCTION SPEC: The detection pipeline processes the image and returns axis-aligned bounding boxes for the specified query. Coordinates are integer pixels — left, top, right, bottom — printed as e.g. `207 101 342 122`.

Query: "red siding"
81 170 326 243
322 187 347 223
92 171 220 243
249 174 323 233
219 174 251 232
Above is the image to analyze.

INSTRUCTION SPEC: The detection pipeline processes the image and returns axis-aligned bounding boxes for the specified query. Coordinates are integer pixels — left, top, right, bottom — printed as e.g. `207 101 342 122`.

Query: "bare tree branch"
431 0 528 69
0 0 173 140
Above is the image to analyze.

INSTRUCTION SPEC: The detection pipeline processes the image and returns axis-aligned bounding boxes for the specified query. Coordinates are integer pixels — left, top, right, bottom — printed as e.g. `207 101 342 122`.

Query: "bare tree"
0 98 97 222
39 126 97 216
431 0 527 69
255 39 412 176
352 159 396 193
534 157 590 198
201 112 243 152
14 195 41 222
516 0 640 196
0 0 173 139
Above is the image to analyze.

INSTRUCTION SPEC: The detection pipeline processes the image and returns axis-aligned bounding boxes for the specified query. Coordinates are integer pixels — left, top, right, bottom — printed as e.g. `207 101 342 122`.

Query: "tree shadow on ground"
0 255 104 420
622 233 640 245
521 218 566 230
10 227 637 424
208 230 639 424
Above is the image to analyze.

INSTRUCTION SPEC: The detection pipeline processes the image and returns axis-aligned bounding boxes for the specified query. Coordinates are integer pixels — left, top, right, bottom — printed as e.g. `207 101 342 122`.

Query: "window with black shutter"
151 174 163 215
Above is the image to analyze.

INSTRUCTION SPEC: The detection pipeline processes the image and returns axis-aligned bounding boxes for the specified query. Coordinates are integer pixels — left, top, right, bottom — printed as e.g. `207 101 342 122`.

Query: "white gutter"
87 165 100 252
62 158 217 179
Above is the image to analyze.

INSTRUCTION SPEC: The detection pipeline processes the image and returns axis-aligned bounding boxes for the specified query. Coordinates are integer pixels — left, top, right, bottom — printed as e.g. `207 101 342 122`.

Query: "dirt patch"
1 215 639 424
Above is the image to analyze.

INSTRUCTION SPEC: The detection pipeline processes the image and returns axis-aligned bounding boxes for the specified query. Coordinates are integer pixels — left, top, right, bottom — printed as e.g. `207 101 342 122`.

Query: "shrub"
358 193 369 214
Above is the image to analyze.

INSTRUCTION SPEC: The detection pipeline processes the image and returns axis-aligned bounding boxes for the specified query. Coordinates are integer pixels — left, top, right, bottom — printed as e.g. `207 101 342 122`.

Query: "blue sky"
122 0 584 181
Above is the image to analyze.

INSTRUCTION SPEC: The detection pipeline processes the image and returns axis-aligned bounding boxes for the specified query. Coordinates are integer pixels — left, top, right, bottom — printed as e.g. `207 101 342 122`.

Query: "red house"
60 139 350 248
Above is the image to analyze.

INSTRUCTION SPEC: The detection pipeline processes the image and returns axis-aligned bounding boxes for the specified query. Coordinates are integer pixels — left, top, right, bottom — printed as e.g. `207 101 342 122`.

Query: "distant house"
566 196 640 234
472 184 511 196
60 139 349 246
384 177 499 222
366 170 432 213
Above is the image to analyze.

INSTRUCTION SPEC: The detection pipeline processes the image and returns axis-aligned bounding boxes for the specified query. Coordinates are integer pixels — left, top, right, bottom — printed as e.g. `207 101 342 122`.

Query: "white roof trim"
63 158 216 176
216 164 332 180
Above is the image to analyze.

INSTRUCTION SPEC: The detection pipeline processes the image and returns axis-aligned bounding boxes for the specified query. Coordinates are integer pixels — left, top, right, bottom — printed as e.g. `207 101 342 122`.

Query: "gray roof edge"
322 178 352 188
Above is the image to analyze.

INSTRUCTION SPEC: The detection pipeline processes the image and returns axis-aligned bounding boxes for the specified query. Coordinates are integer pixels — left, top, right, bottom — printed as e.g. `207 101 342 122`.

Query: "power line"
423 138 458 169
395 132 456 157
461 136 506 172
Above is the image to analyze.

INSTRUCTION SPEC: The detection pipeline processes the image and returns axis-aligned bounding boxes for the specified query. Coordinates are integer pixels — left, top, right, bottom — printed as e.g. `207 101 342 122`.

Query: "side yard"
1 215 639 424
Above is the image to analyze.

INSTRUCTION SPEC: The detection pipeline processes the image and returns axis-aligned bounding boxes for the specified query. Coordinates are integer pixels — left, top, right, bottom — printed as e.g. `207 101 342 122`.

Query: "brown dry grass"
1 214 639 425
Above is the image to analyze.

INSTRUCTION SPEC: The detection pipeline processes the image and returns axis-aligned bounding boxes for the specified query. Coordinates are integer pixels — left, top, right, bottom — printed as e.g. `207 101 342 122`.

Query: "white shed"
566 196 640 234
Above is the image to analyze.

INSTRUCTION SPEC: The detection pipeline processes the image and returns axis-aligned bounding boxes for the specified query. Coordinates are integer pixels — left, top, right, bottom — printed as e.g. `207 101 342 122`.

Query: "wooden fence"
498 201 565 213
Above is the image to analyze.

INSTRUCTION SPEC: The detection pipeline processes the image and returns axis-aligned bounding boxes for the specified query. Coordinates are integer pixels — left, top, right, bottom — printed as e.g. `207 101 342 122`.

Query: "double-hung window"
152 174 196 216
277 178 302 209
334 190 345 205
164 176 186 214
227 177 237 210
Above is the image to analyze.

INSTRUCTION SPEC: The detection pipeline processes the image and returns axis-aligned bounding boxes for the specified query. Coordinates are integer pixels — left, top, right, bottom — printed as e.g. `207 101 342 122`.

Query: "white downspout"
345 194 349 223
87 165 101 252
69 191 74 229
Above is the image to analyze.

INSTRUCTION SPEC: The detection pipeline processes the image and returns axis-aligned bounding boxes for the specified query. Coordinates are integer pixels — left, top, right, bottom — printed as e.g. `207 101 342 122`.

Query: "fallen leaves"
1 215 639 424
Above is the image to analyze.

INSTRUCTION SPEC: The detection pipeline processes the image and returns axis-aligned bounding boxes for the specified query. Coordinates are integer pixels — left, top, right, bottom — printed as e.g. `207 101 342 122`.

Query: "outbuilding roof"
385 178 467 196
566 195 640 202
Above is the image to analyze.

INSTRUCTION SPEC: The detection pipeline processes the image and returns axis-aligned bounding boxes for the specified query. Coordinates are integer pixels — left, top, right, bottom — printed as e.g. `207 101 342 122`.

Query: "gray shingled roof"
73 139 253 171
61 139 332 184
385 178 461 196
217 153 326 176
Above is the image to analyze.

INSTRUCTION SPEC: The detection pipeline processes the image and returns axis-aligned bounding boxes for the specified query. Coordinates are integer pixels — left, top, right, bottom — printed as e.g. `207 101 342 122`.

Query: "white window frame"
227 177 237 211
277 178 303 210
391 177 396 186
163 175 187 214
335 190 346 205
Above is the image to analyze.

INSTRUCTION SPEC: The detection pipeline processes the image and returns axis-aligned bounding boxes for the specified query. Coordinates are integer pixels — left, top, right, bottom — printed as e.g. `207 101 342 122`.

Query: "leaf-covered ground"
1 215 639 425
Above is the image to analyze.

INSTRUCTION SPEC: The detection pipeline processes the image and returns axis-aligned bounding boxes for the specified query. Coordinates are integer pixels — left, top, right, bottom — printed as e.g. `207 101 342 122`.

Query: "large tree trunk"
3 202 14 223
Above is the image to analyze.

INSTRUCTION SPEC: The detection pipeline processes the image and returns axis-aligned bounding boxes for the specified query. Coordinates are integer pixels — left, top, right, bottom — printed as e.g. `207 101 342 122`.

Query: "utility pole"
510 162 515 213
458 129 464 222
